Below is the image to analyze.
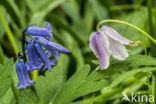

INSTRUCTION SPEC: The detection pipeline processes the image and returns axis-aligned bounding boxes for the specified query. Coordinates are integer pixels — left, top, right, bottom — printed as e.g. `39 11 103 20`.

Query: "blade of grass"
0 12 19 56
0 45 6 63
147 0 156 102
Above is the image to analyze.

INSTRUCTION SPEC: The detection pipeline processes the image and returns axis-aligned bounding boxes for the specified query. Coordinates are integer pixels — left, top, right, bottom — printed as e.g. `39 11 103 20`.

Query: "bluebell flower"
24 22 54 40
33 42 56 72
15 60 35 89
24 36 71 72
27 36 71 71
43 45 60 65
15 22 72 89
25 40 44 71
34 36 71 54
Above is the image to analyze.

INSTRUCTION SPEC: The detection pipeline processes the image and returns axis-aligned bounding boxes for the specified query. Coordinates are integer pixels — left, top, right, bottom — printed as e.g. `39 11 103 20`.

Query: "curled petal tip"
129 40 141 46
44 22 52 28
64 50 72 54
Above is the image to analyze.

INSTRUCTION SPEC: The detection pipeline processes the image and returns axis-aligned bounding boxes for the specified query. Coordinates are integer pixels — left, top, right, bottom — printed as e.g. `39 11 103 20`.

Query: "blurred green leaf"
89 0 109 21
61 1 80 23
0 20 5 39
92 54 156 67
0 45 6 63
30 0 66 24
0 58 13 78
0 0 21 27
0 59 13 99
0 88 15 104
0 78 12 99
109 67 156 89
0 11 19 56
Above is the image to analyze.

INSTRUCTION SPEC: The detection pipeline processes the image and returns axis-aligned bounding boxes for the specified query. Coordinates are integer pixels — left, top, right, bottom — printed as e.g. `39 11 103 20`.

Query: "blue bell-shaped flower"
15 60 35 89
43 44 60 65
26 40 44 71
34 36 71 54
34 42 56 72
24 22 53 40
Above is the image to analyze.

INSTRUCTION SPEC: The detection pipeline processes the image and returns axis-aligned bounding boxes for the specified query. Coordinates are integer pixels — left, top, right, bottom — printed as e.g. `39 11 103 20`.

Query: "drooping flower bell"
15 53 35 89
32 36 71 71
24 31 71 72
25 40 44 71
34 36 71 66
34 36 71 54
15 22 72 89
33 42 57 72
89 26 141 70
23 22 54 40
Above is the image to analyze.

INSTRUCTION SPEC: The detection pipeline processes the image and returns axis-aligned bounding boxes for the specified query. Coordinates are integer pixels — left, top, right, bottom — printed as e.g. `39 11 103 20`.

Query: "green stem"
96 19 156 44
0 45 6 63
147 0 154 37
0 12 19 56
143 37 147 56
147 0 156 102
152 72 156 104
22 34 26 62
31 70 39 80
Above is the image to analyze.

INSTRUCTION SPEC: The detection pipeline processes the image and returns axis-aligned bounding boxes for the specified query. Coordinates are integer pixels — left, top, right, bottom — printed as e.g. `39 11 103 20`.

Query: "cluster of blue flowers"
16 22 71 89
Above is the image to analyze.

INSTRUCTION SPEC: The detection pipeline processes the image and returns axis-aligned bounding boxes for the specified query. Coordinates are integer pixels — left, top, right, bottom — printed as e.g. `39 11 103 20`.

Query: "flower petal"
89 32 110 69
15 61 35 89
109 37 128 60
100 26 138 46
34 36 71 54
25 22 53 40
47 42 71 54
26 42 44 71
34 42 56 72
43 45 60 65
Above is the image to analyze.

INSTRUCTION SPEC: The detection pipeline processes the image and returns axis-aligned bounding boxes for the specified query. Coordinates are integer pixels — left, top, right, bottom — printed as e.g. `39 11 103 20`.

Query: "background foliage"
0 0 156 104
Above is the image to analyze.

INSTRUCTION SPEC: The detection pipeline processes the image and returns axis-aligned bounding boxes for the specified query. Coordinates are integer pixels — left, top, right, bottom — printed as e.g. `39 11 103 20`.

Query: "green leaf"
74 80 108 99
109 67 156 89
0 78 12 99
0 59 13 99
64 32 84 70
61 1 80 23
18 89 39 104
52 64 90 104
0 58 13 78
92 54 156 67
121 54 156 66
35 55 69 104
0 45 6 63
0 88 15 104
0 20 5 39
30 0 66 24
52 64 109 104
89 0 109 21
0 0 21 27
